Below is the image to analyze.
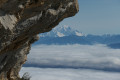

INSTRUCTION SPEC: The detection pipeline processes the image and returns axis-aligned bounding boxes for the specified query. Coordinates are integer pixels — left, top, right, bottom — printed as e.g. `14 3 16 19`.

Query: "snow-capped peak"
57 32 65 37
75 31 84 36
39 25 84 37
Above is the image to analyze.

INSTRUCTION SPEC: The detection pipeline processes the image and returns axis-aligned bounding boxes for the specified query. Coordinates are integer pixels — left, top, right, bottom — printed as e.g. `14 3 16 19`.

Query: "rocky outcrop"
0 0 79 80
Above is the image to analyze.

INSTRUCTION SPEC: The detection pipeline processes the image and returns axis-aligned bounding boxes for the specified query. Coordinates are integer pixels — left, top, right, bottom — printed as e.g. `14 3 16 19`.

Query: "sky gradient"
58 0 120 35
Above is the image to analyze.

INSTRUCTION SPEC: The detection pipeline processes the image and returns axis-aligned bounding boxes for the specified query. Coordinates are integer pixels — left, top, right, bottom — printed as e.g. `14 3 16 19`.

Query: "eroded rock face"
0 0 79 80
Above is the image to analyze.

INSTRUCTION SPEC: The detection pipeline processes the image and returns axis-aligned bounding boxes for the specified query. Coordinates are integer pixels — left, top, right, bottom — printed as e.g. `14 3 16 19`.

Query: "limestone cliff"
0 0 79 80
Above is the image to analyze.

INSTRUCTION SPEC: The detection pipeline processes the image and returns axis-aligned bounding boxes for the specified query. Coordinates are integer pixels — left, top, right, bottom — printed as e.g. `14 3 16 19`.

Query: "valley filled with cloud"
20 44 120 80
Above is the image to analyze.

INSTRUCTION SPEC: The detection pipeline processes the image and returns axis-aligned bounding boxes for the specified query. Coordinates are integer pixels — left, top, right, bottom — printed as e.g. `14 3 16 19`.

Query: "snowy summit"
40 25 84 37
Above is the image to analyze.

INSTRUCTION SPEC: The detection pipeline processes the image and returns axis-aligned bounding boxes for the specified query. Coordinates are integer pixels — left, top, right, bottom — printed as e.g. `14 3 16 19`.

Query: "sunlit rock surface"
0 0 79 80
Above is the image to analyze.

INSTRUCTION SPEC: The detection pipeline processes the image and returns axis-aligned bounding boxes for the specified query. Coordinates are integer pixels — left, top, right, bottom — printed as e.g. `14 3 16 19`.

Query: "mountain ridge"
34 26 120 49
40 25 84 37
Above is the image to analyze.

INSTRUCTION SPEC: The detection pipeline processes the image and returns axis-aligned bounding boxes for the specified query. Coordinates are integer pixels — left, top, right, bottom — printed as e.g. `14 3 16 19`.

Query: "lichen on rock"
0 0 79 80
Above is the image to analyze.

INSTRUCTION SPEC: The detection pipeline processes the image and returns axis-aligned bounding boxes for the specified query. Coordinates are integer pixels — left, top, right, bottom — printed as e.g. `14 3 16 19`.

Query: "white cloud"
24 44 120 71
20 44 120 80
20 67 120 80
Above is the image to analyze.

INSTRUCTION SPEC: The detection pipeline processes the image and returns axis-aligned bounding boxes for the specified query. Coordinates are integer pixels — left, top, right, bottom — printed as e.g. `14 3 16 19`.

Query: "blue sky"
58 0 120 35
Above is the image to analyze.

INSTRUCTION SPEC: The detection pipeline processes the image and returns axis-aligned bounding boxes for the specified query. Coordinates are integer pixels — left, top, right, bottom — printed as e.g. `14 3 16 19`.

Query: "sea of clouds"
20 67 120 80
24 44 120 71
20 44 120 80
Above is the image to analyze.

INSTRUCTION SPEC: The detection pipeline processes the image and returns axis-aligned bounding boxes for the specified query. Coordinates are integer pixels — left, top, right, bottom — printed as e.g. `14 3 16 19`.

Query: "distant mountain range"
40 25 84 37
33 25 120 49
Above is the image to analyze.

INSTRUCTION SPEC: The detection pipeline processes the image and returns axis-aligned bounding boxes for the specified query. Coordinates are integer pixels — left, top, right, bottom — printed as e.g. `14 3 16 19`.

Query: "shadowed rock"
0 0 79 80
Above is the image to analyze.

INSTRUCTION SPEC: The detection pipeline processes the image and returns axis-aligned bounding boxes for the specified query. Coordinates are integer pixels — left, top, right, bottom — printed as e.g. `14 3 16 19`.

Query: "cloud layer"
24 44 120 72
20 67 120 80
